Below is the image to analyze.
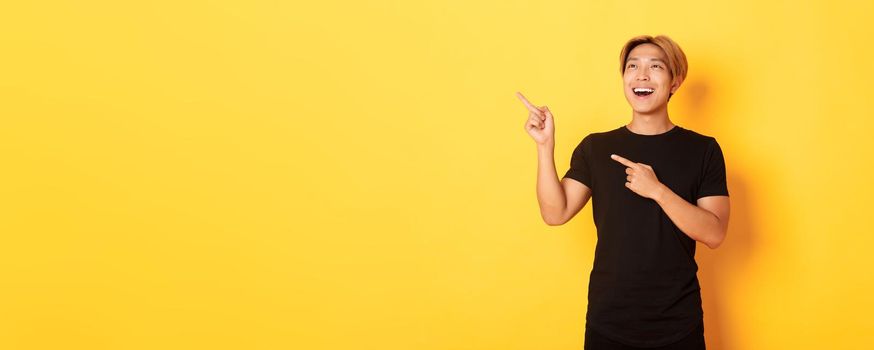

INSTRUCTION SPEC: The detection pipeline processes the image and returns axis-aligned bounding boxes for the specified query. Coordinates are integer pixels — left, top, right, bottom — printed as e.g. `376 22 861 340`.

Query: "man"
517 34 730 349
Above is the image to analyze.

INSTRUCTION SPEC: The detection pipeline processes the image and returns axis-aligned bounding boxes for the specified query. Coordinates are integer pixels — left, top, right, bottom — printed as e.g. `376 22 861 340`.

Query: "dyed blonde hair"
619 35 688 100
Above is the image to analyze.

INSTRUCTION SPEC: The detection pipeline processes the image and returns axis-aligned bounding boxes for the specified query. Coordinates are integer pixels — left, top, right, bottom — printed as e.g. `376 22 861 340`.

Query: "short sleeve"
696 137 729 199
563 135 592 188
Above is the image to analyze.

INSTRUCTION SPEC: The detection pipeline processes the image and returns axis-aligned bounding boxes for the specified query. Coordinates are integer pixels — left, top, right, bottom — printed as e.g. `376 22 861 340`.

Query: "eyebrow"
627 57 666 63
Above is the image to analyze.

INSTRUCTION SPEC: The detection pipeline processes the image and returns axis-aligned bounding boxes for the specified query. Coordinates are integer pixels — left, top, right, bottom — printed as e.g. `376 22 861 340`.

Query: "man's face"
622 43 679 113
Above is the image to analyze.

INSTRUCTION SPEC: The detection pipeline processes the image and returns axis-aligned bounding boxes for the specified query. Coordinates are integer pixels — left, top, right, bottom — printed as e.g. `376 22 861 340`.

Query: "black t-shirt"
563 124 729 348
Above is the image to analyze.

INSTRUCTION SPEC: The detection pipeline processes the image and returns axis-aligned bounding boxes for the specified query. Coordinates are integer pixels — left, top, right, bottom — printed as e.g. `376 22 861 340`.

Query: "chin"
631 106 654 114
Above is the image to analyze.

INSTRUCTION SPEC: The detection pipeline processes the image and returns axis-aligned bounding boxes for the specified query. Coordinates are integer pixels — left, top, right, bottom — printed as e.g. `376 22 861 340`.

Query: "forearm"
535 142 567 224
653 185 725 248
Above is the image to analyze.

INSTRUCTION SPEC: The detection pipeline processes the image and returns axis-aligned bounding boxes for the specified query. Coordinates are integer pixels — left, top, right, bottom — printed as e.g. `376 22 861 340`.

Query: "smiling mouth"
633 88 655 97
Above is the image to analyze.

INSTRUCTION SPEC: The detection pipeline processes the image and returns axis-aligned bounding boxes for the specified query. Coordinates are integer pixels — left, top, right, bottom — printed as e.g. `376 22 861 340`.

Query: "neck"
628 105 674 135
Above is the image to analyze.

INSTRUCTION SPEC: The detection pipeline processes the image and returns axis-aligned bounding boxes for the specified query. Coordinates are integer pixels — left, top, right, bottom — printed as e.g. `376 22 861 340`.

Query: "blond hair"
619 35 688 100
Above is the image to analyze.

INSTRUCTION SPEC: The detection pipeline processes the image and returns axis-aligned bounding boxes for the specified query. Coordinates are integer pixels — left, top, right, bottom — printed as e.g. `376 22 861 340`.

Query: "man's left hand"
610 154 666 200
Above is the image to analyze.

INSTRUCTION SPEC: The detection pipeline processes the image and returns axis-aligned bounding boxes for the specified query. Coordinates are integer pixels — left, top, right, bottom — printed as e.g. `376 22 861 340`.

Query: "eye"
652 64 662 69
627 63 636 69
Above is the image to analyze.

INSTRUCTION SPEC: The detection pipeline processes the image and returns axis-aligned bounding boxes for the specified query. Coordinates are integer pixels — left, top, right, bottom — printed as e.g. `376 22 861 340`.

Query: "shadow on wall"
679 70 761 350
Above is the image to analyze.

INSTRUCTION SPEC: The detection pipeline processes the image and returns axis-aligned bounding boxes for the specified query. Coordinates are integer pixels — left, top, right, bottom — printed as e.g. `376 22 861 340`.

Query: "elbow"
704 216 729 249
542 216 566 226
541 211 568 226
545 218 566 226
705 230 727 249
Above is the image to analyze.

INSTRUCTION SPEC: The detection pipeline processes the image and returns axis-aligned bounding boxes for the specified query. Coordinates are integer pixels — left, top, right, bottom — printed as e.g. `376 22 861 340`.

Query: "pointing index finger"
515 91 542 114
610 154 638 168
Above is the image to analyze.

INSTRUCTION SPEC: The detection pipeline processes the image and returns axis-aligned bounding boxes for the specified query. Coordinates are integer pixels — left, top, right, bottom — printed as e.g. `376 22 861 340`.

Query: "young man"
517 35 730 349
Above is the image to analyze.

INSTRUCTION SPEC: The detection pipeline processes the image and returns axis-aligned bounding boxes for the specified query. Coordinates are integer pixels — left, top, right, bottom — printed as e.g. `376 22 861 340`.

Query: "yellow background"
1 0 873 349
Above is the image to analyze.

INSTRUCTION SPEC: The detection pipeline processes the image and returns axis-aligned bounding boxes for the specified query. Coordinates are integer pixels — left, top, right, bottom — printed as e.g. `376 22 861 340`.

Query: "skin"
518 43 730 249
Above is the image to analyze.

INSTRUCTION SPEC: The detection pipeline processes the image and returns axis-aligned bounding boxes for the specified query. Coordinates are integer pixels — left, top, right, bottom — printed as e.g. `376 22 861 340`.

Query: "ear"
671 76 684 94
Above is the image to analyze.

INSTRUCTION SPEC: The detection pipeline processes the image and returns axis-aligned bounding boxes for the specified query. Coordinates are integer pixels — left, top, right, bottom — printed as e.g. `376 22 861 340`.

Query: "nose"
635 72 649 81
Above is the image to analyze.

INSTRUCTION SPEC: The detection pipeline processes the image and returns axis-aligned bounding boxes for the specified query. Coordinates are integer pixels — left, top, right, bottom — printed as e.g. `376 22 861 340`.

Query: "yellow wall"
1 1 872 349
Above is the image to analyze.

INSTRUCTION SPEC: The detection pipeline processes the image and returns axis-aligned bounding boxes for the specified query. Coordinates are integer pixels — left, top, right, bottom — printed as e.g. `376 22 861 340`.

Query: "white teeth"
633 88 655 92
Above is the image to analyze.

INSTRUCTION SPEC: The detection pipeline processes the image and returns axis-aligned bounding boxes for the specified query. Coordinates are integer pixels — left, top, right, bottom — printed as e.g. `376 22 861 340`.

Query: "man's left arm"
654 186 730 249
609 153 731 249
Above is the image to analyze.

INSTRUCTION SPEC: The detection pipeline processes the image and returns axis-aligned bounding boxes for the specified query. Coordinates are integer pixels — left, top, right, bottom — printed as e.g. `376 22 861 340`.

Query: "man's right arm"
536 144 592 226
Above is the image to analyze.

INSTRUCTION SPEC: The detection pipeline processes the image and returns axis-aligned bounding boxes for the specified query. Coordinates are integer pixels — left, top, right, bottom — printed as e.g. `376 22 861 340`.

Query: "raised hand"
610 154 667 200
517 91 554 146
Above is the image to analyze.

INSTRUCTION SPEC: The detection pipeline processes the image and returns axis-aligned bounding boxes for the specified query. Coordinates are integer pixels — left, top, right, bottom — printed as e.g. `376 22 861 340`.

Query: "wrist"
536 140 555 150
536 144 554 159
654 184 670 203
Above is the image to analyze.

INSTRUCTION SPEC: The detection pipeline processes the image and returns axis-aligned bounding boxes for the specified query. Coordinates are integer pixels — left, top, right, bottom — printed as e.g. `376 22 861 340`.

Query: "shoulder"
676 128 728 167
677 127 721 148
679 126 716 140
